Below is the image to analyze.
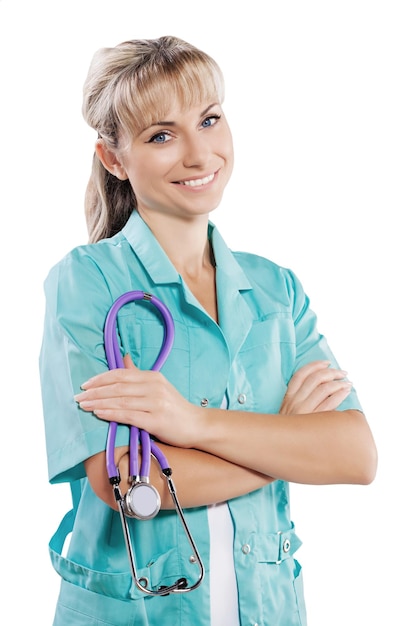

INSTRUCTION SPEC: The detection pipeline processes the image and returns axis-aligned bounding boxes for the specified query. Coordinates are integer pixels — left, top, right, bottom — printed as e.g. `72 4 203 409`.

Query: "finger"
287 365 348 405
78 395 151 414
286 361 331 395
75 373 168 411
75 375 153 406
123 353 136 369
315 387 353 412
80 366 153 390
75 382 135 403
301 367 349 394
302 381 352 413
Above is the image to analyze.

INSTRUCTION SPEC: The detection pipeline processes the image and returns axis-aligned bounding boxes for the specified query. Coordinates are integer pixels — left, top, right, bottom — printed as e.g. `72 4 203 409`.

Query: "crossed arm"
80 360 377 510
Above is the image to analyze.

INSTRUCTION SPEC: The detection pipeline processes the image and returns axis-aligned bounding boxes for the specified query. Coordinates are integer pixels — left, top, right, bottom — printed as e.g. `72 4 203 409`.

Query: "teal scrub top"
40 210 362 626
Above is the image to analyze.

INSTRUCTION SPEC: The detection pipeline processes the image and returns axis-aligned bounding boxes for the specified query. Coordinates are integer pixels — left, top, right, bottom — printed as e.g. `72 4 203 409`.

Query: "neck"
137 210 213 277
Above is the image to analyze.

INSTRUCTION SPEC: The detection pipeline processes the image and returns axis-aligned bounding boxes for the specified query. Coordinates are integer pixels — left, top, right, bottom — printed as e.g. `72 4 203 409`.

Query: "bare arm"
85 444 273 511
194 407 375 485
80 359 377 508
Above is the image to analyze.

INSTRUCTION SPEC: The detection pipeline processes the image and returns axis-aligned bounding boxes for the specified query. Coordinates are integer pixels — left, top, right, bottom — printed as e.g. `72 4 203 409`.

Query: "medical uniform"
40 210 362 626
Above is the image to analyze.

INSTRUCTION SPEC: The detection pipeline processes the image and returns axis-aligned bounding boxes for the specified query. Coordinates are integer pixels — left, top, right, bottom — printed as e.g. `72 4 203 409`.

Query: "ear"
95 139 129 181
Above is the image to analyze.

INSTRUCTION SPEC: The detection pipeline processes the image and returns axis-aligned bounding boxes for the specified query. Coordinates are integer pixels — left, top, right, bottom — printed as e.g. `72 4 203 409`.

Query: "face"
113 99 234 223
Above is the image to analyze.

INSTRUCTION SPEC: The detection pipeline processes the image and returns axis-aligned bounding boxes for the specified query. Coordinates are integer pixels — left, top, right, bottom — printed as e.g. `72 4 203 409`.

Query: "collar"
122 211 179 284
122 210 254 359
122 210 253 292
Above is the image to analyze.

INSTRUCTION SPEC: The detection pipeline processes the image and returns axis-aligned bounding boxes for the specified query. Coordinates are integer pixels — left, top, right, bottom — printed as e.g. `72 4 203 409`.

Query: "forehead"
147 98 220 126
118 61 223 142
140 90 219 129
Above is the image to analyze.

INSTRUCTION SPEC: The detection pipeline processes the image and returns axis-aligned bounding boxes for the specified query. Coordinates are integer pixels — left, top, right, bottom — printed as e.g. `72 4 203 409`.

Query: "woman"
39 36 377 625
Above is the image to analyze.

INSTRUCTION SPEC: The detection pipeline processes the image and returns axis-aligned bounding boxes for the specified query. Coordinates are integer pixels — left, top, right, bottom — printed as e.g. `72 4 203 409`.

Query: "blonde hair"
82 36 225 242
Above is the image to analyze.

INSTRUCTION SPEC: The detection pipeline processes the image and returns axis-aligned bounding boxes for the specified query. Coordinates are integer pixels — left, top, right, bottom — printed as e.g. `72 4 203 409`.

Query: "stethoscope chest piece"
125 481 161 520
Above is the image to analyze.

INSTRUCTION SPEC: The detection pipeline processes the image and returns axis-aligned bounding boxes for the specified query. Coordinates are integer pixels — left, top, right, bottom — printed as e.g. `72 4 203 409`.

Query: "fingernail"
78 400 94 409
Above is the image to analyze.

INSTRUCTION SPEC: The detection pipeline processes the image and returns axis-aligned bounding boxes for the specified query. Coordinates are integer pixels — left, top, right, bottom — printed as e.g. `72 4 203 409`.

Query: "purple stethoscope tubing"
104 290 174 482
102 290 204 595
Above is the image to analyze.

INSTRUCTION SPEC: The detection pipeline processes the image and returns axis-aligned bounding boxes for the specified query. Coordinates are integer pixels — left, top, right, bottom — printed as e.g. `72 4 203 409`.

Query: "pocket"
237 315 296 411
117 311 189 392
117 309 168 371
131 546 200 598
53 579 148 626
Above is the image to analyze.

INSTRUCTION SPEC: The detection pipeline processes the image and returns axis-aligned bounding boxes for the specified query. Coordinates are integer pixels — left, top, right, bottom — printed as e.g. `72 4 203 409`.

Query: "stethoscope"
104 290 205 595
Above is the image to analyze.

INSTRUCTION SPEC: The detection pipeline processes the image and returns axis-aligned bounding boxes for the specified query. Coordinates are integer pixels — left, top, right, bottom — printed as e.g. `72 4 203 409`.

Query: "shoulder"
232 250 304 300
210 223 305 304
43 232 130 314
48 231 127 277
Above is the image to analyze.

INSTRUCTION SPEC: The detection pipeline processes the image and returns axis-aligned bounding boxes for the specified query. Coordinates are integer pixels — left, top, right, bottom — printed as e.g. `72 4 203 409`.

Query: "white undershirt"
207 396 240 625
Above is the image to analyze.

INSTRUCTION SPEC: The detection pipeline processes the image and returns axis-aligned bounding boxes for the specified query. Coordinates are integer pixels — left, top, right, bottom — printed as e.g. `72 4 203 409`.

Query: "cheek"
224 137 234 179
228 142 235 169
126 158 157 188
222 128 234 165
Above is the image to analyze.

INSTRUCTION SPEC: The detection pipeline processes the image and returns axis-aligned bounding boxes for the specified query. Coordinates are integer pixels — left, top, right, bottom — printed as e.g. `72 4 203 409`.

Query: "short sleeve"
285 269 363 413
39 251 130 484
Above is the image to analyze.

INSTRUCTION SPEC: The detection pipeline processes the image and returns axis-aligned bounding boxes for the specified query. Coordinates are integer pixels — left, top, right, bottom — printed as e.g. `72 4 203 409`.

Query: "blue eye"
148 132 170 144
202 114 220 128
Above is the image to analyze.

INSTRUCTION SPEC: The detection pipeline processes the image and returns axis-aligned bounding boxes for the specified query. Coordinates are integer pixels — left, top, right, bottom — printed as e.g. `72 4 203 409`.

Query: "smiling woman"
39 34 377 626
83 36 227 243
95 100 234 233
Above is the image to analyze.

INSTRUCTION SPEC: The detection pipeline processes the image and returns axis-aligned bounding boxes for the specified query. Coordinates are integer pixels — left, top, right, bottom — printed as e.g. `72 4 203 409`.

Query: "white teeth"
180 173 215 187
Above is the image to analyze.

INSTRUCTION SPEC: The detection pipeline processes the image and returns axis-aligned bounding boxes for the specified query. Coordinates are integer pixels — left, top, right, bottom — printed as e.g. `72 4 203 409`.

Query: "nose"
182 132 210 169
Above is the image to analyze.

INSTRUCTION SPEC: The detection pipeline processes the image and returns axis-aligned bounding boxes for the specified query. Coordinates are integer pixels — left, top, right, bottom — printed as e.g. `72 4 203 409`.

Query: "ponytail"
85 152 136 243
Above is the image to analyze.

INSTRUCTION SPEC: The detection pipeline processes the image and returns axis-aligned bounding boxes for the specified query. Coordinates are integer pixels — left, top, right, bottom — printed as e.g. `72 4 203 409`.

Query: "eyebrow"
149 103 219 129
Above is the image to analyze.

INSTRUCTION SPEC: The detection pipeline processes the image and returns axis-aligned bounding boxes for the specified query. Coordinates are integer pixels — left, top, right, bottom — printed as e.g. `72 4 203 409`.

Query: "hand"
74 355 199 447
279 360 353 415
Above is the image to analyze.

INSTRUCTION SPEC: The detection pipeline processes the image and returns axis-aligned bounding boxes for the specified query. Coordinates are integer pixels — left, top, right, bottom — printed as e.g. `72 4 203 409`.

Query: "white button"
241 543 251 554
189 555 196 563
237 393 246 404
200 398 209 407
283 538 291 553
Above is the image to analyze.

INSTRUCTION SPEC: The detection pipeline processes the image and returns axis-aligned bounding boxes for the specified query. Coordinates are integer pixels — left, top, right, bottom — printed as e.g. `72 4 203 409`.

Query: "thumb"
123 353 136 369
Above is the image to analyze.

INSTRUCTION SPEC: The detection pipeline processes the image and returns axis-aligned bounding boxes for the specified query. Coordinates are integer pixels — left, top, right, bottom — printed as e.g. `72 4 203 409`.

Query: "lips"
177 173 215 187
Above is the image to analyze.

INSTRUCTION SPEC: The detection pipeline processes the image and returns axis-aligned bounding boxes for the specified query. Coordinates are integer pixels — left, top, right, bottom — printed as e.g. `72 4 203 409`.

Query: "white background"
0 0 415 623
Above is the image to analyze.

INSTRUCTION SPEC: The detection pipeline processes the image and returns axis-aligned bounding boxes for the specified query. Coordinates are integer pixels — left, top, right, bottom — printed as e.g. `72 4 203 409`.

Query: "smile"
178 173 215 187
